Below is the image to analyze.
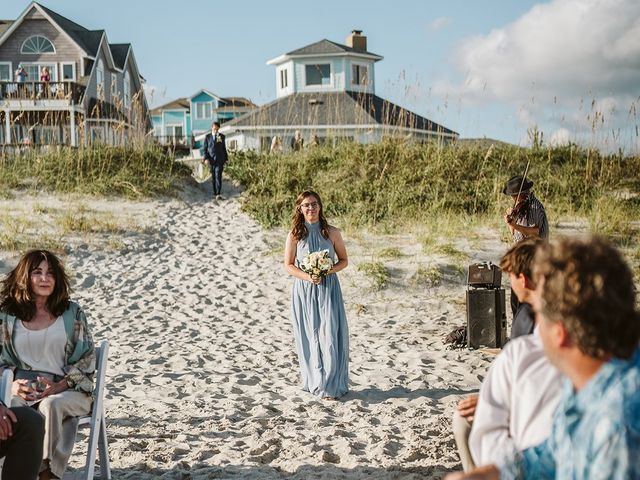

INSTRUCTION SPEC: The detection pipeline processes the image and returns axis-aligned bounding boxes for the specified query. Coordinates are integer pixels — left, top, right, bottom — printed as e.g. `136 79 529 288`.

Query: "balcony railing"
0 81 86 104
154 135 193 148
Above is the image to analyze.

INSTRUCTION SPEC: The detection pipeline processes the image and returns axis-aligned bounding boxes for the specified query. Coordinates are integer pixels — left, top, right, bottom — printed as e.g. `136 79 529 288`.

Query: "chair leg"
98 417 111 480
82 417 100 480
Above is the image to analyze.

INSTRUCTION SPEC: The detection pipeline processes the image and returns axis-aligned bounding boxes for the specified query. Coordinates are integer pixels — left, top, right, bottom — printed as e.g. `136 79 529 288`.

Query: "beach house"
0 2 150 147
151 89 255 149
220 30 458 151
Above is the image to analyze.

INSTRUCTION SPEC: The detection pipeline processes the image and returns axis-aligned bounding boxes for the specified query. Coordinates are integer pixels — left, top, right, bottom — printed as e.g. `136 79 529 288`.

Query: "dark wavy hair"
534 237 640 360
0 249 71 321
290 190 330 241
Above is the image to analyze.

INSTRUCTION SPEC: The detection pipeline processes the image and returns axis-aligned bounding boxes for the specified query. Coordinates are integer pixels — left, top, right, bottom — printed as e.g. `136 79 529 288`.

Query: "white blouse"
14 316 66 377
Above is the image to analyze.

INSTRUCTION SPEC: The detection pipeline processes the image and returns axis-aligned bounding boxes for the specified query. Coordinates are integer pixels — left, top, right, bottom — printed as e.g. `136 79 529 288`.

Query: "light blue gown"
291 222 349 398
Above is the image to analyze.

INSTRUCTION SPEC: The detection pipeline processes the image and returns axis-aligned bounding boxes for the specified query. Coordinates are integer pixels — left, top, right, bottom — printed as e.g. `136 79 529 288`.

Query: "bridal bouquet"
300 249 333 278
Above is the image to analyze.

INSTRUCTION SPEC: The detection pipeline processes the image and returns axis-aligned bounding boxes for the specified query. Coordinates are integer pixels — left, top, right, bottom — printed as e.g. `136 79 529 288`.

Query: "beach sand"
1 181 509 479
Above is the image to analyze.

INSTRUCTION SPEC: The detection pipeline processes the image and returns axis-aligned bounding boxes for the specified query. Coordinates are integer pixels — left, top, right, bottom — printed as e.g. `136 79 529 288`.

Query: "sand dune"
3 182 500 479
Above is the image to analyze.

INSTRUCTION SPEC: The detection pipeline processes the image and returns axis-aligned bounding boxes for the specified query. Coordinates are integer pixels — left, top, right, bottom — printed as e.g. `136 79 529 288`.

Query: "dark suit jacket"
203 132 228 166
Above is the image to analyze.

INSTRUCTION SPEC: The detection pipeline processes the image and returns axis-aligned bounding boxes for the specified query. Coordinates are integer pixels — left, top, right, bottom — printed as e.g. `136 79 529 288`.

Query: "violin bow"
513 159 531 208
507 159 531 229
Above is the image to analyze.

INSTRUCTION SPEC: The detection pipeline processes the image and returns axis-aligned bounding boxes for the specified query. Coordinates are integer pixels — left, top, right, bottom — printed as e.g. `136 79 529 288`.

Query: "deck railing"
0 81 86 104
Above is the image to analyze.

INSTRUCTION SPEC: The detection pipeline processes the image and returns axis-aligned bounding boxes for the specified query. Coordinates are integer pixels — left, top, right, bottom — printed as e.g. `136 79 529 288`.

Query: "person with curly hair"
0 250 95 480
447 236 640 480
284 191 349 400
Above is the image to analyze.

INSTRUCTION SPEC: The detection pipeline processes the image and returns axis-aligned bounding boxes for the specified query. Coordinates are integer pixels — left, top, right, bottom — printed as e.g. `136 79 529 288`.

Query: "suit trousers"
0 406 45 480
210 163 224 195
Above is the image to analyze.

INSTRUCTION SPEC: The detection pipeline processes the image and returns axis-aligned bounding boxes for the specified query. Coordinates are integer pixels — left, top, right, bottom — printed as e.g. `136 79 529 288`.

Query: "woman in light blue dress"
284 190 349 399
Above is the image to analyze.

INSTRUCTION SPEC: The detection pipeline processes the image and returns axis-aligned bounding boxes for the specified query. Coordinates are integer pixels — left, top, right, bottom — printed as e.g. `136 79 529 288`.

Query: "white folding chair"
0 369 12 405
0 369 12 474
74 340 111 480
0 342 111 480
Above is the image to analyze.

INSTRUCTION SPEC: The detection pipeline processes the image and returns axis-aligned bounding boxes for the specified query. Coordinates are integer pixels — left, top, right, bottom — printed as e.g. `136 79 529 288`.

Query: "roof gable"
190 89 221 103
110 43 130 70
286 39 382 59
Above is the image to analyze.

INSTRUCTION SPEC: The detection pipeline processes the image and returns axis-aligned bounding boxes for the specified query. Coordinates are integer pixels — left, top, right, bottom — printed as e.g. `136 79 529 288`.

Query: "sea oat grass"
225 141 640 246
0 145 193 198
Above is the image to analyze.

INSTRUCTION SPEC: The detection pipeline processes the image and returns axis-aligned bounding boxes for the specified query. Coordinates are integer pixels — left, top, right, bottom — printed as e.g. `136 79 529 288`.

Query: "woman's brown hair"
290 190 330 241
0 249 71 321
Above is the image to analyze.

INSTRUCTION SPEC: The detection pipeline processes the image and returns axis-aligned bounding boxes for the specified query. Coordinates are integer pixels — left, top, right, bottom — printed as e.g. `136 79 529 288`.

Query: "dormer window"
280 68 288 89
21 35 55 54
305 64 330 86
352 63 368 86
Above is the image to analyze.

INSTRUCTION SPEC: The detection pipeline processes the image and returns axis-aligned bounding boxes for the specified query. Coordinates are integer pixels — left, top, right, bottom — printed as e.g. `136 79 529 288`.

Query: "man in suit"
0 401 45 479
202 121 229 200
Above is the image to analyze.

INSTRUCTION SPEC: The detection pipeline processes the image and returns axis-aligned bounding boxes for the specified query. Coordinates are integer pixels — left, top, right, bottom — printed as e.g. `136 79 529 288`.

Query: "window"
96 59 104 96
0 63 11 81
195 102 212 119
123 71 131 108
280 68 288 89
352 64 368 86
61 63 75 81
305 64 331 86
23 63 57 82
111 73 118 97
166 125 184 143
21 35 55 54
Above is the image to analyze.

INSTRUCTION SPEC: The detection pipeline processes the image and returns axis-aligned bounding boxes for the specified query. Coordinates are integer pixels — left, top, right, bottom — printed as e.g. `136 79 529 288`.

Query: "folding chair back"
76 340 111 480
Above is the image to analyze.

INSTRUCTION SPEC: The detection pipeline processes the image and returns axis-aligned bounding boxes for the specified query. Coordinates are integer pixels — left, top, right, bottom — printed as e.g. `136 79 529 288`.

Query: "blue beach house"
151 89 255 149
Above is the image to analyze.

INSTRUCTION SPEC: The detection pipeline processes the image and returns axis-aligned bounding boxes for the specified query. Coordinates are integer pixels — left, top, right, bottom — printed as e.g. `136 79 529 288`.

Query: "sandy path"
24 184 496 479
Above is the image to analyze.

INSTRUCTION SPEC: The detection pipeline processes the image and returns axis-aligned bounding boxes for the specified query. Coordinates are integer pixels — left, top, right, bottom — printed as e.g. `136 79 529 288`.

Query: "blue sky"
3 0 639 151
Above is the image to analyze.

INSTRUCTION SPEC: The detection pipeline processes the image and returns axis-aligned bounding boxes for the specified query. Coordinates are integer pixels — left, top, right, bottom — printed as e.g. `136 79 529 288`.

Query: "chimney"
346 30 367 52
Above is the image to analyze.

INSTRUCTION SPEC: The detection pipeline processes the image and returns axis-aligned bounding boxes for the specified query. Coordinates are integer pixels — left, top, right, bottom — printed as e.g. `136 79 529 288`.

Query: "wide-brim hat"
503 175 533 195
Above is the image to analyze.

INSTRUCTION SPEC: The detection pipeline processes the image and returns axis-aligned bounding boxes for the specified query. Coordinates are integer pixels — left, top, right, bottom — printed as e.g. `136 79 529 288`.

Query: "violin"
506 194 530 224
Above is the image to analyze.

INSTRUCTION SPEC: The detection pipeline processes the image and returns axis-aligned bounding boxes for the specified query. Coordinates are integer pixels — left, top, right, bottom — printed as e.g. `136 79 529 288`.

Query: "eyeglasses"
300 202 319 210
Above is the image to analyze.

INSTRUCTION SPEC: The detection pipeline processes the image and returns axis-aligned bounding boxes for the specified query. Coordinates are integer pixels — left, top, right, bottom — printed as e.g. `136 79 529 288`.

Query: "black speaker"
466 288 507 348
467 262 502 288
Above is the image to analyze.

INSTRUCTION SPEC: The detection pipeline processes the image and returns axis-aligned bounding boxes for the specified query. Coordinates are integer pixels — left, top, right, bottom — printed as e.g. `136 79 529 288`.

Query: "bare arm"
328 226 348 274
445 465 499 480
284 232 317 283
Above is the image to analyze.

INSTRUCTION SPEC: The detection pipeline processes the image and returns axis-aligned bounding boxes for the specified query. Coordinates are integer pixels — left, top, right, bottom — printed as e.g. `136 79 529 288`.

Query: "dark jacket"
203 132 228 165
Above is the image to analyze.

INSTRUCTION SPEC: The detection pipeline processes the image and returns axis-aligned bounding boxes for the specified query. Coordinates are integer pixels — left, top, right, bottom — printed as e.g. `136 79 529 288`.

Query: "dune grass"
226 140 640 242
0 145 193 198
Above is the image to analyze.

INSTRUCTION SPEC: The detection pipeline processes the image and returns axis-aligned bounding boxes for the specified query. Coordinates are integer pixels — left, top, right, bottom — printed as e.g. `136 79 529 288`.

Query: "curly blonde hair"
534 237 640 360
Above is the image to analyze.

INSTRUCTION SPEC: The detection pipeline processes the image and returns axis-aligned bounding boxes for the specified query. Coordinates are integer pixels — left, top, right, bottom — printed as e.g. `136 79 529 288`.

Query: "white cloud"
436 0 640 151
548 128 571 145
429 17 450 32
143 83 168 109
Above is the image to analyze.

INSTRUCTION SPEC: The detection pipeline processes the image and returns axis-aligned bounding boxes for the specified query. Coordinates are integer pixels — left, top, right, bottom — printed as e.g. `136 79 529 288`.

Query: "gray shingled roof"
37 3 103 56
286 39 381 59
0 20 13 38
151 98 190 114
110 43 130 69
223 91 457 136
220 97 256 108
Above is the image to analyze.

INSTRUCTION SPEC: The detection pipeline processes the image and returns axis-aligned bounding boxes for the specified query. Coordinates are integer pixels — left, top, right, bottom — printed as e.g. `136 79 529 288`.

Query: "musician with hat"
503 174 549 319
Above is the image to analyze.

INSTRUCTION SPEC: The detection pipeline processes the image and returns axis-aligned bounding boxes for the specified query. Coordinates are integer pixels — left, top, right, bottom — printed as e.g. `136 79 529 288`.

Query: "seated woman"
0 250 95 480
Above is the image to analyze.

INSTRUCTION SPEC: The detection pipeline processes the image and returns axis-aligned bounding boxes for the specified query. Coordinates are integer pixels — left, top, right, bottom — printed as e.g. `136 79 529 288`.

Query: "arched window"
123 70 131 108
21 35 55 54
